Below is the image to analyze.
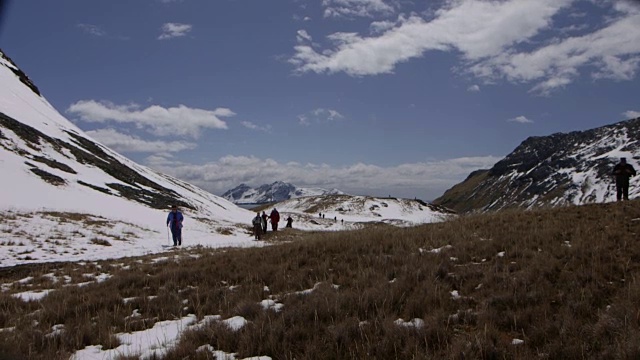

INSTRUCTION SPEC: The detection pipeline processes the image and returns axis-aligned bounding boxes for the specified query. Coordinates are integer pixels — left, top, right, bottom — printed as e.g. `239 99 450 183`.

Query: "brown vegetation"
0 201 639 359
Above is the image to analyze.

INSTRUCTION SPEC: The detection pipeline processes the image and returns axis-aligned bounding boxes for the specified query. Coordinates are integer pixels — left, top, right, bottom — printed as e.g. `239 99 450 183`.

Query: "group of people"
252 208 293 240
165 205 294 245
164 158 636 246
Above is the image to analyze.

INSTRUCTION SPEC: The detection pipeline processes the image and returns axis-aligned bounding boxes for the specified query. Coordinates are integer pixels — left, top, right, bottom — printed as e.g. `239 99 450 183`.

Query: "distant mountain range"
222 181 345 204
433 117 640 213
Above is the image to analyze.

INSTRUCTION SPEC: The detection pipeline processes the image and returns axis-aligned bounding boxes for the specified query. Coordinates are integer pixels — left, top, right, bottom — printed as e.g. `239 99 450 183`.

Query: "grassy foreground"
1 200 640 359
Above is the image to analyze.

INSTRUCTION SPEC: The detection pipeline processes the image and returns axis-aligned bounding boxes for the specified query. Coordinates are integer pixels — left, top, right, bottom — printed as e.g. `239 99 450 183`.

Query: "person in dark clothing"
612 157 636 201
270 208 280 232
252 212 263 240
166 205 184 246
261 211 268 234
286 216 293 228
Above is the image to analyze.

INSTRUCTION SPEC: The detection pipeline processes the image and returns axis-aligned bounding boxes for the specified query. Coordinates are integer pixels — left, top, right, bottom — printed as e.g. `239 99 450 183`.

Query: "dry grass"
0 201 639 359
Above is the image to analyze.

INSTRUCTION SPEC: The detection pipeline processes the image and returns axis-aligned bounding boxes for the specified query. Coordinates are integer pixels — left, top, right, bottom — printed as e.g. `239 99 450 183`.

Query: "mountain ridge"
433 117 640 213
222 181 345 204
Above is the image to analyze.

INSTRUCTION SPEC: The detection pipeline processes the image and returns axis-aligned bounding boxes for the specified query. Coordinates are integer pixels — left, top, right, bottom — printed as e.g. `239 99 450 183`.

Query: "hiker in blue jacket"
166 205 184 246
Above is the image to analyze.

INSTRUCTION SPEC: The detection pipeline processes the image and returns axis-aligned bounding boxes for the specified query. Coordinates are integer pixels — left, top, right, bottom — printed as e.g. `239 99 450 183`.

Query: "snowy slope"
272 194 455 228
434 118 640 213
222 181 345 204
0 50 259 267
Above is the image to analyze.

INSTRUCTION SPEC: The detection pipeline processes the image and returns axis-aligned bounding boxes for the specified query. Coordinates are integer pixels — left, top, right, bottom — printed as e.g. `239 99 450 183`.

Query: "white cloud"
467 84 480 92
591 55 640 81
297 115 310 126
558 23 589 33
508 116 533 124
298 108 344 126
623 110 640 119
370 20 395 34
86 128 197 153
290 0 640 94
145 154 176 166
473 3 640 94
291 0 573 76
293 14 312 22
322 0 395 18
146 155 502 200
296 30 313 43
67 100 231 138
158 23 192 40
315 108 344 120
77 24 106 37
241 121 272 132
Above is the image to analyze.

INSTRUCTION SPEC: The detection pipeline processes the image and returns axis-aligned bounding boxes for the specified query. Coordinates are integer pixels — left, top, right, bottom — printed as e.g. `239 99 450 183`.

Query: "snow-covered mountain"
433 117 640 213
222 181 345 204
0 49 258 266
274 194 455 228
0 49 454 267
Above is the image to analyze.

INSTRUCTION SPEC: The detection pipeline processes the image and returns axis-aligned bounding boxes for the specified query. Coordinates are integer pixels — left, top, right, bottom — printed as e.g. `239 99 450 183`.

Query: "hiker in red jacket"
270 208 280 232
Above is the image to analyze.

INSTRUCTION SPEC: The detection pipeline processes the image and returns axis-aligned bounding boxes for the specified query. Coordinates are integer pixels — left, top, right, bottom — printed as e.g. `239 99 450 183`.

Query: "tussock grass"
0 201 639 359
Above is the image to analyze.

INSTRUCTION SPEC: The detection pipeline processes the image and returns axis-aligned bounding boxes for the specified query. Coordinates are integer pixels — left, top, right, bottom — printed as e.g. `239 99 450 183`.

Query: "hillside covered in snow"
0 49 455 267
272 194 455 228
0 49 259 267
434 117 640 213
222 181 344 204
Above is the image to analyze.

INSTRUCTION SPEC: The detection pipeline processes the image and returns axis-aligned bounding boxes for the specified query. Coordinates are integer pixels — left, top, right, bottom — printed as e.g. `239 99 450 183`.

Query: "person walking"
270 208 280 232
261 211 268 234
252 212 263 240
612 157 636 201
286 216 293 228
166 205 184 246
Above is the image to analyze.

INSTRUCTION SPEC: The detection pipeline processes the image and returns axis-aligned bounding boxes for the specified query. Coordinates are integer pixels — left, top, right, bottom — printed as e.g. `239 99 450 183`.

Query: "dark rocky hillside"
434 117 640 213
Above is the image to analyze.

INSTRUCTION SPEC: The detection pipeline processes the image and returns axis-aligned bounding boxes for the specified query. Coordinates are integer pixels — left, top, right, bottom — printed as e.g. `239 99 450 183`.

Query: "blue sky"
1 0 639 200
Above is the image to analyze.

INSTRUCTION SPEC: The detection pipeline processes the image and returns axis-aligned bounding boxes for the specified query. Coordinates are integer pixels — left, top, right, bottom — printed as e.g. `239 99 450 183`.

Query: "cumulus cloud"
323 0 395 18
146 155 502 200
623 110 640 119
298 108 345 126
158 23 192 40
77 24 106 37
508 116 533 124
290 0 640 94
467 84 480 92
86 128 197 153
67 100 231 138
